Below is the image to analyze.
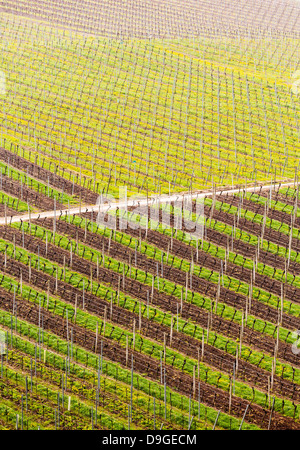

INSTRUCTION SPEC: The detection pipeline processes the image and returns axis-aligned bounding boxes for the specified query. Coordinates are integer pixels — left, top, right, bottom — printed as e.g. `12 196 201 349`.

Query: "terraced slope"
0 8 299 200
0 0 300 431
1 0 300 37
0 187 299 429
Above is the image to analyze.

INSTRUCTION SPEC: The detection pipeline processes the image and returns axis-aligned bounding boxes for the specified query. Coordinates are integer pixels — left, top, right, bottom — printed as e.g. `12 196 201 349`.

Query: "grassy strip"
5 223 300 385
240 192 297 216
205 197 300 241
0 394 43 430
0 191 32 213
0 243 297 422
0 357 127 430
0 161 77 206
0 310 246 430
5 343 209 430
55 214 298 343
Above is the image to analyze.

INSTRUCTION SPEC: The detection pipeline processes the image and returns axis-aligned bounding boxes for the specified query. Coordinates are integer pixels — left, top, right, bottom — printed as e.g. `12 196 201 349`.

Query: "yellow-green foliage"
0 12 299 198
